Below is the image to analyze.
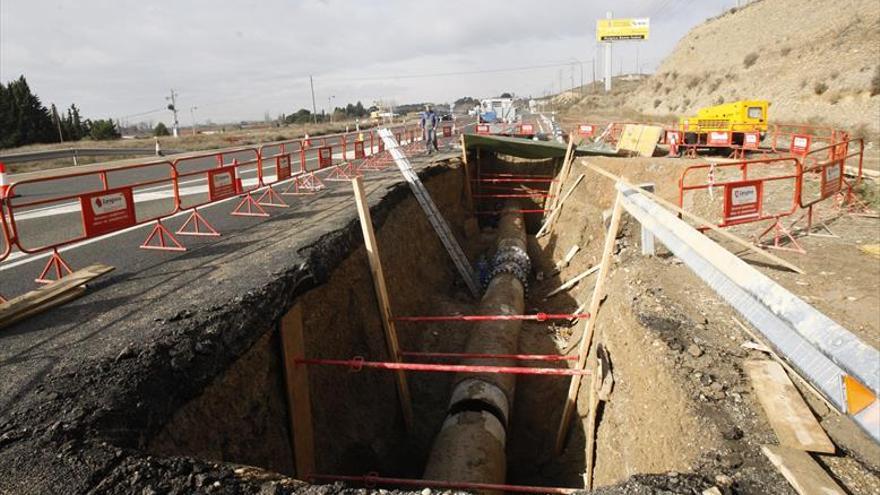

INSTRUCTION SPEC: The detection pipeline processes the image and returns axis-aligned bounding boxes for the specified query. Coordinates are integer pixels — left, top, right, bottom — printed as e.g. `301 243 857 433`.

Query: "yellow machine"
679 100 769 145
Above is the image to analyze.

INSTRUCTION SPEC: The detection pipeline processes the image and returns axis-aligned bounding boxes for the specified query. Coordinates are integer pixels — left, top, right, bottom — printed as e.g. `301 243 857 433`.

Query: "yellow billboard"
596 18 650 42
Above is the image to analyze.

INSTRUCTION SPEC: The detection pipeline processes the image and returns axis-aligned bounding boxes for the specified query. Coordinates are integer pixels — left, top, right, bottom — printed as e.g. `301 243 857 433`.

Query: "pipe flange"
487 263 530 293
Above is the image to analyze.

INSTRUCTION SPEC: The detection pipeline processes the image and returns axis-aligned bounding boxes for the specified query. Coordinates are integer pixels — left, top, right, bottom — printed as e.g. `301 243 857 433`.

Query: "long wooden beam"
351 176 415 433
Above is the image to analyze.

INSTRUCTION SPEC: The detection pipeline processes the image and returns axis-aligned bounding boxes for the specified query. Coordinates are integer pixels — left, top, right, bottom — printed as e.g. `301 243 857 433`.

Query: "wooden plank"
544 263 600 299
0 286 87 330
544 135 575 215
581 161 805 274
745 360 835 453
732 317 839 416
536 173 586 237
555 192 623 454
351 176 415 433
460 134 474 212
279 304 315 478
761 445 846 495
0 264 113 328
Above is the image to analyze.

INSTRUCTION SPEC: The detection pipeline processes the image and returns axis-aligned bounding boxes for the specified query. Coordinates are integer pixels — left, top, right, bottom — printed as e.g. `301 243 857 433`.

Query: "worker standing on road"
420 104 439 155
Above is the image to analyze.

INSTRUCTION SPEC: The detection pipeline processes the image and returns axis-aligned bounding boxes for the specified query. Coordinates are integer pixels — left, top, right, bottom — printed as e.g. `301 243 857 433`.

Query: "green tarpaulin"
463 133 618 160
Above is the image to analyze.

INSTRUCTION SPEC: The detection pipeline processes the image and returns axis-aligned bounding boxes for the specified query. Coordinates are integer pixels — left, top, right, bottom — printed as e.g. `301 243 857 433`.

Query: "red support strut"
295 357 590 376
394 312 589 322
141 220 186 251
176 208 220 237
35 248 74 284
401 351 577 362
309 473 578 495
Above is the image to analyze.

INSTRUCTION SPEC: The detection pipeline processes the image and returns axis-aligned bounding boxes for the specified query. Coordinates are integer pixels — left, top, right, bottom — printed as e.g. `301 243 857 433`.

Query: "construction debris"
761 445 846 495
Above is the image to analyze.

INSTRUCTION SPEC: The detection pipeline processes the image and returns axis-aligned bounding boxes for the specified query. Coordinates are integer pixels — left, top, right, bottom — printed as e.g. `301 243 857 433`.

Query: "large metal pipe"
424 203 528 489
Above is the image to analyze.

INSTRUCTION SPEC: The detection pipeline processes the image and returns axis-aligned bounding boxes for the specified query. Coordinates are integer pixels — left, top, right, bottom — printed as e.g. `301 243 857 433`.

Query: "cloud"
0 0 735 124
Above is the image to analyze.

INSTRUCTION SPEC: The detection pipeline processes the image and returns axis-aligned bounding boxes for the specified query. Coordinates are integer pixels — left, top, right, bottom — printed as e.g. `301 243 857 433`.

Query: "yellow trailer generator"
679 100 769 145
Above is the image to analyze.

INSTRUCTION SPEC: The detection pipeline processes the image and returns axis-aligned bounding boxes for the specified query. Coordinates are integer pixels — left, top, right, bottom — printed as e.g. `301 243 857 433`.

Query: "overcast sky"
1 0 738 126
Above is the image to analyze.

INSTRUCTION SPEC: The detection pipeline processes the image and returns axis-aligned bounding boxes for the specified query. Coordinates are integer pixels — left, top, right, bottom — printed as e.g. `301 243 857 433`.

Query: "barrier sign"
476 124 490 134
354 141 365 159
708 131 732 146
578 124 595 137
318 146 333 168
442 125 452 137
80 186 136 237
277 155 292 181
208 166 237 201
723 180 763 223
519 123 534 135
790 134 812 156
596 18 649 41
743 132 761 149
821 162 842 198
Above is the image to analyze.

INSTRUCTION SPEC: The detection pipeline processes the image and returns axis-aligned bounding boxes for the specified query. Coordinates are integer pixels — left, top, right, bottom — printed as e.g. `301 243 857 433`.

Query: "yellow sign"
596 18 650 42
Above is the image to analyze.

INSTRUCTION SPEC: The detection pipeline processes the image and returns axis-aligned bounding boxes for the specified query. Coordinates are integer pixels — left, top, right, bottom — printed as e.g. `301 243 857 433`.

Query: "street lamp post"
328 96 336 123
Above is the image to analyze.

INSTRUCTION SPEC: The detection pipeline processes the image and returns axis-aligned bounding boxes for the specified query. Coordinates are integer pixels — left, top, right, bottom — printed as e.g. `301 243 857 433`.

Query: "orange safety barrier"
0 197 11 263
6 160 179 282
791 138 866 235
678 157 804 252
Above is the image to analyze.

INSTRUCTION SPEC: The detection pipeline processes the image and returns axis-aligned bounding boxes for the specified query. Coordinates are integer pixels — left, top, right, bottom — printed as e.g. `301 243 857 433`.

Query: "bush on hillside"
653 99 662 108
780 46 792 56
743 52 759 69
813 82 829 95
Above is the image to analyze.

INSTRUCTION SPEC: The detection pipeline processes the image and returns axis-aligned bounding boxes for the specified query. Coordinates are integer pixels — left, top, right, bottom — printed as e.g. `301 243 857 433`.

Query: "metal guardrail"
0 147 180 164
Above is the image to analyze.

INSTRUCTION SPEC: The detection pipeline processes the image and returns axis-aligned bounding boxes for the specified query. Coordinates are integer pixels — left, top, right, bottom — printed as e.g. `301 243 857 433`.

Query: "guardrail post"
637 183 656 256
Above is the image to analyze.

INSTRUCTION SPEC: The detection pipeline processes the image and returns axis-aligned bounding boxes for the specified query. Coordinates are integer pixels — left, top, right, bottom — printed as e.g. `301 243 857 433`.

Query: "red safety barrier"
295 357 590 376
476 124 490 134
0 198 12 263
678 157 803 251
473 178 557 183
310 473 578 495
790 134 812 157
577 124 596 138
792 139 866 235
6 160 180 281
516 123 535 135
768 123 844 154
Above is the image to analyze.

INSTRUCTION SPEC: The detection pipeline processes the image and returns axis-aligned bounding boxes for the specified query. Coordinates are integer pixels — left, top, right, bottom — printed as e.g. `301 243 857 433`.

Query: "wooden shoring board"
555 191 623 454
761 445 845 495
536 173 586 237
351 175 415 433
745 360 835 453
279 304 315 477
0 264 114 330
460 134 475 212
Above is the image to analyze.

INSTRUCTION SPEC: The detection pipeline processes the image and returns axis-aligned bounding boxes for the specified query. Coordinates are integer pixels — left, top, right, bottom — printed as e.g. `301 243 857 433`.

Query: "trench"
143 153 711 491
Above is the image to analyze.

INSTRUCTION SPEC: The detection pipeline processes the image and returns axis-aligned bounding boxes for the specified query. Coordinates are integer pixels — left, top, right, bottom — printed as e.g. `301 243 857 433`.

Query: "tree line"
0 75 120 149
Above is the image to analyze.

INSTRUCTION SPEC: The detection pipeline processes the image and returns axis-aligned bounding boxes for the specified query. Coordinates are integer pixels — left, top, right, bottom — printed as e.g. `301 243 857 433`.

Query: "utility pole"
569 65 575 93
328 95 335 123
309 75 318 124
604 11 612 92
51 104 64 143
166 89 180 138
190 106 199 136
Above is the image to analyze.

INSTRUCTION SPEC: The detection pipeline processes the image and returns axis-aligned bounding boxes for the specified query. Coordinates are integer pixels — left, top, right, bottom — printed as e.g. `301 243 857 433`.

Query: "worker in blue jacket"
420 104 440 154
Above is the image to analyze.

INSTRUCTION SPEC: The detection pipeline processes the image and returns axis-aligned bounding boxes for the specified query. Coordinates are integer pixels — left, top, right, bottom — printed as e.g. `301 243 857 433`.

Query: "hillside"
625 0 880 131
